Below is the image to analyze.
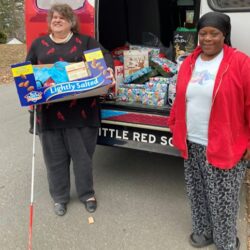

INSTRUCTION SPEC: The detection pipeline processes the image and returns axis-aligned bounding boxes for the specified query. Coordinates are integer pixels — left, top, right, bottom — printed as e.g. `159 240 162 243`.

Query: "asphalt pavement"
0 83 248 250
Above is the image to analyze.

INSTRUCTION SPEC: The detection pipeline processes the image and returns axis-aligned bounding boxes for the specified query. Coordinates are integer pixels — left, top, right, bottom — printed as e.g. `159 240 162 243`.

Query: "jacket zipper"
205 64 229 164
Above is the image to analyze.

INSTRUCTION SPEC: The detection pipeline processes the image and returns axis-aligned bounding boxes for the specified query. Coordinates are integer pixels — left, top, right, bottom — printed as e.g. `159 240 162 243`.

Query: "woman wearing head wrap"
168 12 250 250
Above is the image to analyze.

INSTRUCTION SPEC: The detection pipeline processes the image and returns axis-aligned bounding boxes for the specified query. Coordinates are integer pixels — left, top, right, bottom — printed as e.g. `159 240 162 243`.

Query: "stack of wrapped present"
112 44 178 107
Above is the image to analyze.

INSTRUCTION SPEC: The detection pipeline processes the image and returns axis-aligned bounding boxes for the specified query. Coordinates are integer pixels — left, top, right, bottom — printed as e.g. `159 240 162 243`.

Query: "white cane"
28 105 37 250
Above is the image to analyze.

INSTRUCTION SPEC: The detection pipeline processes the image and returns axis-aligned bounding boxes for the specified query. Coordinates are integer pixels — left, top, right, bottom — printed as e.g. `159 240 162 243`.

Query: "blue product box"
11 48 112 106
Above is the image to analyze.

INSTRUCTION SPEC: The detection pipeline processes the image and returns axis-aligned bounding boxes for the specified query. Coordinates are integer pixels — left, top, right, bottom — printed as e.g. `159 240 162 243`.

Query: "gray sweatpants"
39 127 98 204
184 141 247 250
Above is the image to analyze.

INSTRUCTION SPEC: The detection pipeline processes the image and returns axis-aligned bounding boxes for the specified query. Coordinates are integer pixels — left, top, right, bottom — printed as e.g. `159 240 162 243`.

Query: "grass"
0 44 27 84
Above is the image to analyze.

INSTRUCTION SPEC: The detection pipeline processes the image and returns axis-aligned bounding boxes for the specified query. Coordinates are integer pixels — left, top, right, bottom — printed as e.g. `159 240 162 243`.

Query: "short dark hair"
47 4 79 34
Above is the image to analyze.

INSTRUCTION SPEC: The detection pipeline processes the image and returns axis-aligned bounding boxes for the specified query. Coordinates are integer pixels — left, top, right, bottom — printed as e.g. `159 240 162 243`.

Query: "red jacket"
167 45 250 169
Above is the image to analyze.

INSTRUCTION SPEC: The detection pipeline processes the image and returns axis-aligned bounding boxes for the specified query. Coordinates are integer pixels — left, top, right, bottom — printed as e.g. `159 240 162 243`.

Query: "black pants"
184 141 247 250
39 127 98 204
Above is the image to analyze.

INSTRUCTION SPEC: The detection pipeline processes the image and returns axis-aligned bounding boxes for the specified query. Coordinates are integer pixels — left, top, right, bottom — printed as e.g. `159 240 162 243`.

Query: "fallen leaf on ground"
88 216 94 224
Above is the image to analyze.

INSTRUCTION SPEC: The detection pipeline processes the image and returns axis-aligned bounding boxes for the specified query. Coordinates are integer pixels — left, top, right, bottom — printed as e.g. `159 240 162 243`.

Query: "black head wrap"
197 12 231 46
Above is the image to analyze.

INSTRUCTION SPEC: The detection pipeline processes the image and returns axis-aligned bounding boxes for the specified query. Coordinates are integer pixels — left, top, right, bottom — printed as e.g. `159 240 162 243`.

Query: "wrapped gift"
117 86 145 103
149 76 173 85
145 82 168 92
114 65 124 94
173 27 197 61
119 83 145 89
117 87 129 102
124 49 149 77
150 57 177 77
167 74 177 106
129 87 146 103
129 45 160 58
176 53 190 71
116 55 124 63
142 90 167 107
132 68 158 84
111 44 129 58
124 66 152 84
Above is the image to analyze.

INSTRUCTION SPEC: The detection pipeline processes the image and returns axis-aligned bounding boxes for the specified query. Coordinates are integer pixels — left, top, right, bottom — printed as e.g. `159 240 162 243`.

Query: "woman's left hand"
106 67 116 88
243 148 250 160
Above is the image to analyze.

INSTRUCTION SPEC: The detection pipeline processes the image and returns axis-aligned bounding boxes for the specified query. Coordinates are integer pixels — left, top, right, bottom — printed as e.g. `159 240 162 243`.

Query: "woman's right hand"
106 67 116 88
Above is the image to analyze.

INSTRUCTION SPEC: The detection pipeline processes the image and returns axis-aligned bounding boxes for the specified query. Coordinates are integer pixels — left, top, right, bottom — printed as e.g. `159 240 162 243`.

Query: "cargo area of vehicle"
98 0 199 111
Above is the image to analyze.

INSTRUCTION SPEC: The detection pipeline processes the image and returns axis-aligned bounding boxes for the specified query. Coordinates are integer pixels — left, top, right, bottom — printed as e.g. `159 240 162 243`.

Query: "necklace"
49 32 73 44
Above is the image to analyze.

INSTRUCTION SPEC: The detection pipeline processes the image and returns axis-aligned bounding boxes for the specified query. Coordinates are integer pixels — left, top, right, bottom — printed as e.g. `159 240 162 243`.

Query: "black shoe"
83 198 97 213
54 203 67 216
189 232 213 248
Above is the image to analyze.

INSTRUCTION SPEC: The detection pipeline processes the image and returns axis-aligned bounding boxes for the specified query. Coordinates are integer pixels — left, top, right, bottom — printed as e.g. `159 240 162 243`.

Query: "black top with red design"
26 33 113 131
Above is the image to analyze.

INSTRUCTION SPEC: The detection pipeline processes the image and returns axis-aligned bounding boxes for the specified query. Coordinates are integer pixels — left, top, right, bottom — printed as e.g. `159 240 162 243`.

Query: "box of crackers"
11 48 112 106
